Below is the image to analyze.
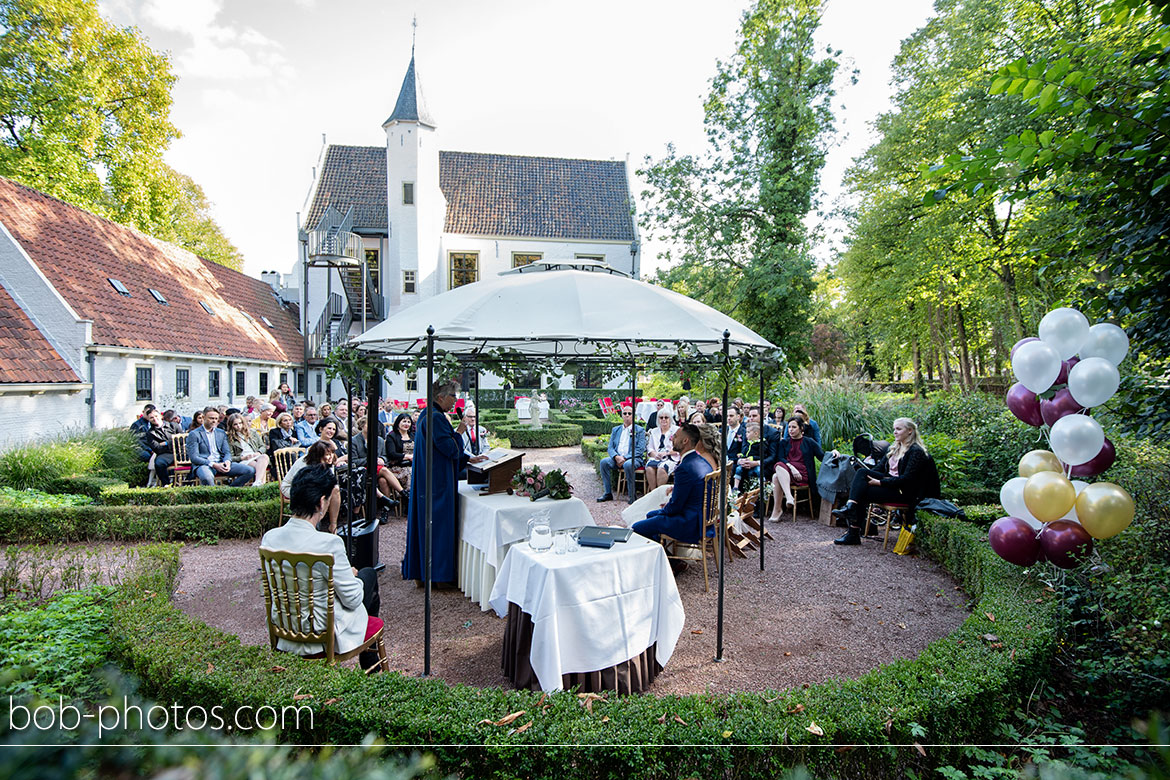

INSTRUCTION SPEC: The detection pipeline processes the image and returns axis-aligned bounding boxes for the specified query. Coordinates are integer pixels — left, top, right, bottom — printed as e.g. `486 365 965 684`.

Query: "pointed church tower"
384 48 444 316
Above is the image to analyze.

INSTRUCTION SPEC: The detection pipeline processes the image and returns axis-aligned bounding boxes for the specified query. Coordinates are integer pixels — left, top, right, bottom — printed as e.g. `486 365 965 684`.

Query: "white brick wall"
0 389 90 449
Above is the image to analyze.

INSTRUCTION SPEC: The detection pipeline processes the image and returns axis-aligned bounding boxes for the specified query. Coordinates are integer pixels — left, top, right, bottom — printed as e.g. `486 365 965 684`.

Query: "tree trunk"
912 337 924 399
955 304 973 391
939 302 954 392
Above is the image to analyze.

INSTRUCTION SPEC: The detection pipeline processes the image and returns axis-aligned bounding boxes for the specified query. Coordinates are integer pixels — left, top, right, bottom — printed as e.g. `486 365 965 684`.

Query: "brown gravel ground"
174 445 970 694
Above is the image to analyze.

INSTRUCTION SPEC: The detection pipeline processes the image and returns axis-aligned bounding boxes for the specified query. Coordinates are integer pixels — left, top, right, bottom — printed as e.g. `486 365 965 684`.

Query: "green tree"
0 0 243 270
639 0 846 366
930 0 1170 436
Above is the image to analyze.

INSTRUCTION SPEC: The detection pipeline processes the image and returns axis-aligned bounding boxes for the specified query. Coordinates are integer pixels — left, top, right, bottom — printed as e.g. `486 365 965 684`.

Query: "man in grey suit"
597 405 647 503
186 407 255 486
260 465 382 670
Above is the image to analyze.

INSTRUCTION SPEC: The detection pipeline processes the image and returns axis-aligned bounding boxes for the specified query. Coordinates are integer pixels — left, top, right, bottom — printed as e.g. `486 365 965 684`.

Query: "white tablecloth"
488 534 686 692
457 483 592 610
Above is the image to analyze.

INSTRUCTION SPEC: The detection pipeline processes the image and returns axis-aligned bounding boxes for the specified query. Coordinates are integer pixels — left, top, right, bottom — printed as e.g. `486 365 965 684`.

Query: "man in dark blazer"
632 423 712 545
723 405 749 464
186 407 255 486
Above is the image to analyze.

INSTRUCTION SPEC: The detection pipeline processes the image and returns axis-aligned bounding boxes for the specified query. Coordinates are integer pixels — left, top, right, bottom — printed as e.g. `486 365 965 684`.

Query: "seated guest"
296 406 321 447
733 421 765 491
333 402 351 441
384 412 414 494
260 464 382 671
186 410 204 432
268 389 287 415
460 408 489 457
746 406 782 481
140 408 173 483
644 406 679 491
832 417 933 546
632 423 713 553
687 410 707 426
161 409 185 436
723 405 748 465
216 406 230 429
226 412 270 485
675 396 691 424
349 423 403 511
784 404 821 445
597 405 646 504
705 398 723 423
767 417 824 522
292 403 306 424
646 399 666 430
130 403 157 460
186 407 255 487
277 382 297 411
267 412 300 457
251 403 277 434
244 396 258 416
315 418 347 464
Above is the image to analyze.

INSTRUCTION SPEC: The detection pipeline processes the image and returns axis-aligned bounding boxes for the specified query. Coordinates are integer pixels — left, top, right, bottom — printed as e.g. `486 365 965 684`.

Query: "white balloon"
1079 323 1129 365
1012 340 1061 394
1050 414 1105 466
1068 357 1120 408
1000 477 1041 529
1039 307 1090 360
1061 480 1090 523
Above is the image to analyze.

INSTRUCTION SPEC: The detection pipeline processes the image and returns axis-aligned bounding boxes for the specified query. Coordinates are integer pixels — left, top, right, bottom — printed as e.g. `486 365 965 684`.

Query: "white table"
457 483 592 611
635 400 660 422
488 534 686 692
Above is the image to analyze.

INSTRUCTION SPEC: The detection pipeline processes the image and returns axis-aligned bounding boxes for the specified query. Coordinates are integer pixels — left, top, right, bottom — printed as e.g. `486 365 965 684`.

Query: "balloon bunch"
991 308 1136 569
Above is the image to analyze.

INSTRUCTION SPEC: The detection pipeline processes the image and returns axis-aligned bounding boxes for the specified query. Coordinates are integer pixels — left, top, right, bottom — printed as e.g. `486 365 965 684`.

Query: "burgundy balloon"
1006 382 1044 427
1068 437 1116 478
1011 336 1040 359
1040 387 1085 427
1039 520 1094 569
1055 357 1080 386
988 517 1042 567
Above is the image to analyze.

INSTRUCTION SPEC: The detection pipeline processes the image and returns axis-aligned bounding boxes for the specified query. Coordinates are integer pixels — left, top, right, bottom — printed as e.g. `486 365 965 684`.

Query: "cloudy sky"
98 0 935 279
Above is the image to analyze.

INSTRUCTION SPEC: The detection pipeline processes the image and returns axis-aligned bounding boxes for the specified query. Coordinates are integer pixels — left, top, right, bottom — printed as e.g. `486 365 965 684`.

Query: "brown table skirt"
501 602 662 694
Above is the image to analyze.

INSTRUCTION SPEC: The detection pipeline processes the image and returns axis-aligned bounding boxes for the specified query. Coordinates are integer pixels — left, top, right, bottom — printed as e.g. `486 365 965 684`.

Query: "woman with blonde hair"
225 412 270 485
832 417 930 546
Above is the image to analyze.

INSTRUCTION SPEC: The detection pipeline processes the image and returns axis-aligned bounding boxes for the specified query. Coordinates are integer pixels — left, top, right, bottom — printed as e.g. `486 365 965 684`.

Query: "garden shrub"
0 487 92 509
42 474 128 499
492 422 582 448
0 499 280 544
97 482 279 506
0 587 113 702
920 391 1037 490
105 514 1059 778
557 414 616 436
920 432 977 496
2 542 180 602
789 369 897 452
581 435 607 467
0 441 101 491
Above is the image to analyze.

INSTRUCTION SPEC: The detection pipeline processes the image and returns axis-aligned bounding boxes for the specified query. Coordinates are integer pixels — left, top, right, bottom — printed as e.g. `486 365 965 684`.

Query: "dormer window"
148 288 168 305
108 278 131 296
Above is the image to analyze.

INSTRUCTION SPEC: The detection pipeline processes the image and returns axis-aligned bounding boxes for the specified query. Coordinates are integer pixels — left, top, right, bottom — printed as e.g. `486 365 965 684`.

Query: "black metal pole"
474 369 480 425
424 326 434 677
758 372 765 572
716 330 729 662
344 378 354 558
365 370 381 569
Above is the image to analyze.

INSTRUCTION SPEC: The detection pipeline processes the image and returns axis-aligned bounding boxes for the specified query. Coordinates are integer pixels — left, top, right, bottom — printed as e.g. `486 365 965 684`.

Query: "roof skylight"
108 278 131 296
199 301 215 315
148 288 168 305
261 316 274 327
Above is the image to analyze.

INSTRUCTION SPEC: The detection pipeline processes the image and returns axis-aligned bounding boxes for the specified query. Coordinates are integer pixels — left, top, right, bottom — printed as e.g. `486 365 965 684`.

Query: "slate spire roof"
382 55 436 129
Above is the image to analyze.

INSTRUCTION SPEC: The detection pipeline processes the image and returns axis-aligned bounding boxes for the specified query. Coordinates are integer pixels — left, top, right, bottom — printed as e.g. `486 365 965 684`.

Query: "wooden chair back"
258 547 388 672
273 447 303 521
169 433 194 487
662 468 724 593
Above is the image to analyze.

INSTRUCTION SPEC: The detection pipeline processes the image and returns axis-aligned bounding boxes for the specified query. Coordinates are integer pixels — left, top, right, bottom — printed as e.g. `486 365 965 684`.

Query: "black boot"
831 502 857 521
833 526 861 545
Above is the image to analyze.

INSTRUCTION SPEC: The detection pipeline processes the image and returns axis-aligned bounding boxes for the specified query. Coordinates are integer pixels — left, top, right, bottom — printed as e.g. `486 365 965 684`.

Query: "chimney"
260 271 281 292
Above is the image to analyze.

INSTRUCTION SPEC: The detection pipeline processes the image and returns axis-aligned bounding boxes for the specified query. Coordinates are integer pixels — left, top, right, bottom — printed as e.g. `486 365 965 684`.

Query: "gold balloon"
1023 471 1077 523
1019 449 1064 478
1075 482 1135 540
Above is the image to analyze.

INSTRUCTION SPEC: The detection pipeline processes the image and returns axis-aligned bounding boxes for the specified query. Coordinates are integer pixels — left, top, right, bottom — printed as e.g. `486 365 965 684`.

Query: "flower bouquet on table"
511 465 545 498
510 465 574 501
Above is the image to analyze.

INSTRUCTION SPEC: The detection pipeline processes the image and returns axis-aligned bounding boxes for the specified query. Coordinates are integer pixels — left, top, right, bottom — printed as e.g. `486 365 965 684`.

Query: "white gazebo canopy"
350 264 776 359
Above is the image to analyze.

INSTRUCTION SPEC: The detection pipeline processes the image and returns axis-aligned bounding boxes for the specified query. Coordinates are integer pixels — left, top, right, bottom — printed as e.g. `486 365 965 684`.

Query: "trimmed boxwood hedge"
0 498 280 543
581 435 608 467
492 422 582 448
97 482 280 506
107 513 1058 777
559 414 616 436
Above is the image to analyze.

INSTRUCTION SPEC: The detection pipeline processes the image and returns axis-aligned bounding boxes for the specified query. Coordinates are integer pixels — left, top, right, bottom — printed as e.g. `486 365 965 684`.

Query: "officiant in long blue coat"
402 379 485 586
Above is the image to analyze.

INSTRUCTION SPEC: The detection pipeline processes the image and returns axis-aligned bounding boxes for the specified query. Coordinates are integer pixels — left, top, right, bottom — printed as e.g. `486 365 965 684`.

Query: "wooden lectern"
466 449 524 495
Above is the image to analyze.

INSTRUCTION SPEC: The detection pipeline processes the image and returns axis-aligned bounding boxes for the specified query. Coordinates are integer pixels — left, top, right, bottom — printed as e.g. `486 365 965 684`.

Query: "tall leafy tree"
0 0 243 270
639 0 845 365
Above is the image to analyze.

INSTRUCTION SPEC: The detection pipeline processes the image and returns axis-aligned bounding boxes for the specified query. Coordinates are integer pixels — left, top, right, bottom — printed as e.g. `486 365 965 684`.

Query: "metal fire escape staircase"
306 206 383 359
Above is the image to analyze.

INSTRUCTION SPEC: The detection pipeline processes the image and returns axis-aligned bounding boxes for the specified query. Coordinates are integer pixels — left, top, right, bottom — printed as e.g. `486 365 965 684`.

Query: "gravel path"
174 445 969 694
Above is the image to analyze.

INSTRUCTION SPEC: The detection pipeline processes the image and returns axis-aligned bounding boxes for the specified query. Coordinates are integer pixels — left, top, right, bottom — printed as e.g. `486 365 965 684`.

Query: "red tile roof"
0 177 302 364
0 283 81 383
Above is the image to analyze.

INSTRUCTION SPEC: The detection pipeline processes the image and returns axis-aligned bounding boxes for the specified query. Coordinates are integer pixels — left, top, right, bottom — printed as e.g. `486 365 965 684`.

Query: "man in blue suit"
186 407 255 486
597 405 646 503
632 423 713 545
